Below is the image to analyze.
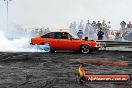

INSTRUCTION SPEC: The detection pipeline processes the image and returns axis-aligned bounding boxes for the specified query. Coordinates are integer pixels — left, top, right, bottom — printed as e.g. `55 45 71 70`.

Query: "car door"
55 32 76 50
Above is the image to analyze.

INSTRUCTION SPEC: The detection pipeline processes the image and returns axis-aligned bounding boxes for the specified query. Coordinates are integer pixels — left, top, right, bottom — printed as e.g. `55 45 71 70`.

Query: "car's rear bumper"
30 43 34 45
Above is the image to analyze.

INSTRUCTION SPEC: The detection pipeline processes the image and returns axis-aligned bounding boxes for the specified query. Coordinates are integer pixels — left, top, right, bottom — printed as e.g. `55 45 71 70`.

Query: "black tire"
80 45 91 54
50 49 56 53
39 42 50 52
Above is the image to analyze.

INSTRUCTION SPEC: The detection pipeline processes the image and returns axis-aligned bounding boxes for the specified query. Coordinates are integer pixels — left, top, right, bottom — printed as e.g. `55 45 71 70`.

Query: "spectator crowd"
23 20 132 41
69 20 132 40
69 20 112 40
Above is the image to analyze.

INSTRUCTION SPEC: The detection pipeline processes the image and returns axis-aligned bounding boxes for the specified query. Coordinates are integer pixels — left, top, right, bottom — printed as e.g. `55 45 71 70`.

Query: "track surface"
0 51 132 88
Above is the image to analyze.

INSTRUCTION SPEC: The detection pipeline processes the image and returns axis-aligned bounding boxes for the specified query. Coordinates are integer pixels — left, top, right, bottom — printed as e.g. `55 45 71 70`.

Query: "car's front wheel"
80 45 91 54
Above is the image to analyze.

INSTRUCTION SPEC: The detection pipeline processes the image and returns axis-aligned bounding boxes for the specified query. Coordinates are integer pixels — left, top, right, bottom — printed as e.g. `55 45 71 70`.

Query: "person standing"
69 21 77 35
69 22 73 32
91 21 97 32
77 30 83 39
120 21 126 30
105 21 111 40
96 21 101 30
101 20 108 40
101 20 107 30
127 21 132 28
107 21 111 30
84 20 91 39
97 28 104 40
78 20 84 32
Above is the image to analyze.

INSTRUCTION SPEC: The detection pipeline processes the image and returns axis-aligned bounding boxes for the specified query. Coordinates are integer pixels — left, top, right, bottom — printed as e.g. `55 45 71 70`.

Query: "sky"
0 0 132 30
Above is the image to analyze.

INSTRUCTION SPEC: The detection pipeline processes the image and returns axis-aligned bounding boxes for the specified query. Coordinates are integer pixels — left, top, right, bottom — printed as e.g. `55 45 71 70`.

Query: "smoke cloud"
0 23 49 52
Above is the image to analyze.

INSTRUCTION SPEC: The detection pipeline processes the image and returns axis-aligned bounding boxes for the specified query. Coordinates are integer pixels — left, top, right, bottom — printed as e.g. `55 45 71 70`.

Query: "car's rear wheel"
50 49 56 53
39 42 50 52
80 45 91 54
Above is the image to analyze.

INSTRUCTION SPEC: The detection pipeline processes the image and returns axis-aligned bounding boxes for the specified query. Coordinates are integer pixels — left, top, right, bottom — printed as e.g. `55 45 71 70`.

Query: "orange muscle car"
30 32 99 53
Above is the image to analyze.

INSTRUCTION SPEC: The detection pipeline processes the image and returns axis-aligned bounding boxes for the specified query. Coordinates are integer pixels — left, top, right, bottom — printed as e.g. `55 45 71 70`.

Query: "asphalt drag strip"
0 51 132 88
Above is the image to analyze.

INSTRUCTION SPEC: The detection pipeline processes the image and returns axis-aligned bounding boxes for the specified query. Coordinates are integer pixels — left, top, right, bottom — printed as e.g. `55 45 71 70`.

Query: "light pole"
4 0 12 31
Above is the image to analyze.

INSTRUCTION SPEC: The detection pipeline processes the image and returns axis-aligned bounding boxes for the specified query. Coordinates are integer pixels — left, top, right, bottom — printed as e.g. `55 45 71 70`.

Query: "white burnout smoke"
0 24 50 52
0 31 50 52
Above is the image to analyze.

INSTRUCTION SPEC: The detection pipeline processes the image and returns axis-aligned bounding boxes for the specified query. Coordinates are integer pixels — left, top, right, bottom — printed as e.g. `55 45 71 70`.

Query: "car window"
61 33 68 39
59 33 70 39
41 32 55 38
70 33 79 39
41 32 73 39
54 33 61 39
67 34 73 39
